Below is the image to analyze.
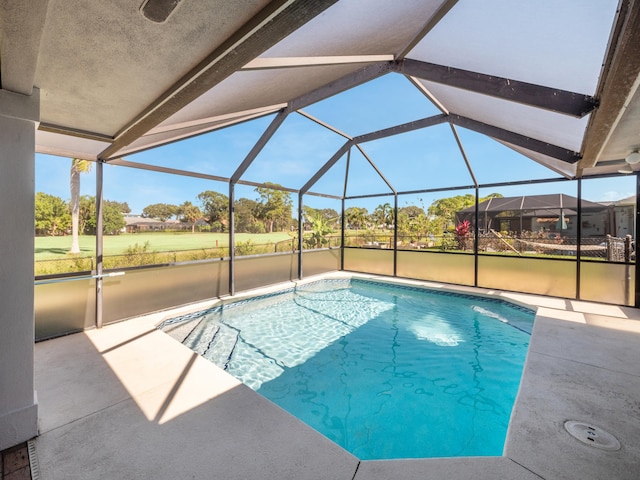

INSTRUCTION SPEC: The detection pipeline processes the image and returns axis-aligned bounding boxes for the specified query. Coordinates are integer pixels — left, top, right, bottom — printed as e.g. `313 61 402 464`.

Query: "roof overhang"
1 0 637 178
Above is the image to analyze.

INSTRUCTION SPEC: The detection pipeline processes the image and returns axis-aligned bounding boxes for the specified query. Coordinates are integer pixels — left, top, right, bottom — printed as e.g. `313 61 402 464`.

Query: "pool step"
162 316 203 344
183 318 218 356
203 324 239 370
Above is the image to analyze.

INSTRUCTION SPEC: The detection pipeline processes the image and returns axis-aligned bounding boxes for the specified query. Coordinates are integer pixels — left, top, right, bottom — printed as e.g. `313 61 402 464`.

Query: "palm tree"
344 206 368 232
373 203 393 230
69 158 92 254
178 201 202 233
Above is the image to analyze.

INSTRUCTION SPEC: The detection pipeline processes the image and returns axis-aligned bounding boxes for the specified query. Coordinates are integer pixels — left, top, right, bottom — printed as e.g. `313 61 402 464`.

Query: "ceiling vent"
140 0 183 23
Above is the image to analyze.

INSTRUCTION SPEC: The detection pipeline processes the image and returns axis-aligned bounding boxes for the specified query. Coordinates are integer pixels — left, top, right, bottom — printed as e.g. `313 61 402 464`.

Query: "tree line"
35 192 130 236
343 193 502 237
35 182 502 240
34 182 299 236
141 183 297 234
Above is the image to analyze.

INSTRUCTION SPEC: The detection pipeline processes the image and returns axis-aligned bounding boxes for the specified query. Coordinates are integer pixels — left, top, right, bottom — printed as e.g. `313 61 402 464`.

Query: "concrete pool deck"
33 273 640 479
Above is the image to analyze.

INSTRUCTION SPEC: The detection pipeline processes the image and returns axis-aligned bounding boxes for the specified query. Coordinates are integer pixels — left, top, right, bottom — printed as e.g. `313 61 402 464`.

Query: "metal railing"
35 236 347 276
34 271 125 285
343 231 635 263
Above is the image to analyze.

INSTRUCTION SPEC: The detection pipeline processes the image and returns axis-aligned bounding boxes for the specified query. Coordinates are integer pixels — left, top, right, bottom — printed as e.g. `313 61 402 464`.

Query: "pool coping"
33 272 640 479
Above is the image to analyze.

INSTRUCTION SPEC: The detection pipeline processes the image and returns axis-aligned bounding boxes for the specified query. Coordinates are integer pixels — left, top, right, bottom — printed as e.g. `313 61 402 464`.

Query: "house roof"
458 193 607 215
614 195 637 206
124 216 180 226
2 0 639 181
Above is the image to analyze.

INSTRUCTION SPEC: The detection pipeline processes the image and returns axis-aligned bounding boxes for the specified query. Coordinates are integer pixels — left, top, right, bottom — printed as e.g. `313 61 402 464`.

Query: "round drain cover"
564 421 621 451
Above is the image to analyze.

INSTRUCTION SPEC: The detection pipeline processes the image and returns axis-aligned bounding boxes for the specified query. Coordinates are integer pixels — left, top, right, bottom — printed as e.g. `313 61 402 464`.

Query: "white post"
0 88 40 449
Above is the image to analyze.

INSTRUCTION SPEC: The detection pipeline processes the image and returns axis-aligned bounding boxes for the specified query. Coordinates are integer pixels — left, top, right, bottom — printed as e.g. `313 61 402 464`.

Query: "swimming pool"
163 278 534 460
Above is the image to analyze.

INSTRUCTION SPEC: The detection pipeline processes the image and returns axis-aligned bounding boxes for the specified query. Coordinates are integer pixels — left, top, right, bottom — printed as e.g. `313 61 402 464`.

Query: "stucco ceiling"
1 0 639 179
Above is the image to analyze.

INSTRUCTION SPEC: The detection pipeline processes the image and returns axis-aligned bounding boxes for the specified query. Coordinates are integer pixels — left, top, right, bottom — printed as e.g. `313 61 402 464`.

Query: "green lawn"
34 232 294 260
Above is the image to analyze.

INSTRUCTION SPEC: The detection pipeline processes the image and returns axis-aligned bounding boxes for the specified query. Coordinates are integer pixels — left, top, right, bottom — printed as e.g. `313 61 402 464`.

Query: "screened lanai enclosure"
27 0 640 340
3 0 640 461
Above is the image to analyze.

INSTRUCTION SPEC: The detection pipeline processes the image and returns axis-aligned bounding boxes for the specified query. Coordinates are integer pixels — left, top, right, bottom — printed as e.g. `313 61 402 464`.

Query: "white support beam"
146 104 288 136
242 55 394 70
0 88 40 450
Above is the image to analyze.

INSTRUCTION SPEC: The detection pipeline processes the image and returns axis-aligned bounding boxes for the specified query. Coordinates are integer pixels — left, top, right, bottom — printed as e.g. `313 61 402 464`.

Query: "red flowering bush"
455 220 470 238
455 220 471 250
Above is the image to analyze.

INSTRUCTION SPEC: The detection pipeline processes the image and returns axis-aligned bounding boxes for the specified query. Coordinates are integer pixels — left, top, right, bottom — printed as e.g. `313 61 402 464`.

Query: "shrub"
235 240 255 256
439 233 458 251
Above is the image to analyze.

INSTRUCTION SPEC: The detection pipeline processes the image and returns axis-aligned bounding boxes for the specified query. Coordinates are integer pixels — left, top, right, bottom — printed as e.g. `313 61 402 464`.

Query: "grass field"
34 232 294 260
34 230 607 276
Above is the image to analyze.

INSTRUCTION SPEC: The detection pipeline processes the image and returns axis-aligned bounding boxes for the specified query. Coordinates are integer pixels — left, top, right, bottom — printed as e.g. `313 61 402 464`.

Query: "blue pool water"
170 279 534 460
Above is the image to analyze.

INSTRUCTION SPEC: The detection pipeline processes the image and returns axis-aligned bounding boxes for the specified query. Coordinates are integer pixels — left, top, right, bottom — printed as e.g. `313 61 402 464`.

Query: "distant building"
123 215 203 233
456 194 610 237
610 195 635 238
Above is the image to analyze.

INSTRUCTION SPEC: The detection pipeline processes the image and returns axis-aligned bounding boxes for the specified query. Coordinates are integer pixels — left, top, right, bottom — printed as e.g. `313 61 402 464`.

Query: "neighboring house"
610 195 635 238
123 215 202 233
456 194 610 237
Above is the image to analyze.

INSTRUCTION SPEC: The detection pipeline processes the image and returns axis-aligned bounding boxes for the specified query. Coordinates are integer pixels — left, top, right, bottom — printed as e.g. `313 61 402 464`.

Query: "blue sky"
35 73 635 215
